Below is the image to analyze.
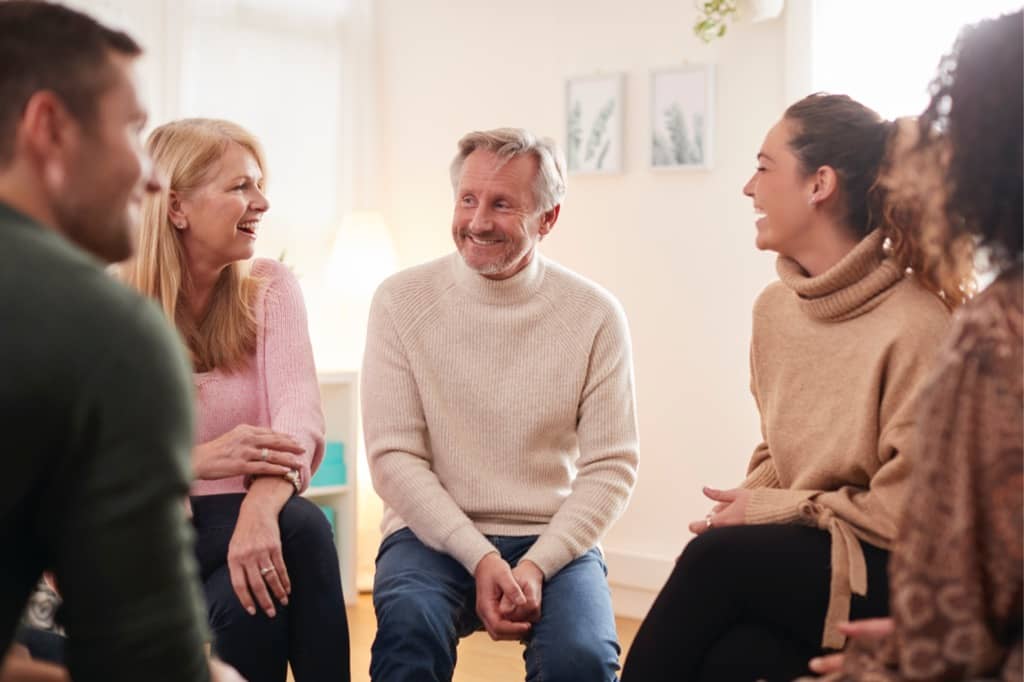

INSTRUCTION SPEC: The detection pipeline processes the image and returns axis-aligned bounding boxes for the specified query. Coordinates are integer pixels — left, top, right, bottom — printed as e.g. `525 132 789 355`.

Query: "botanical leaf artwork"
567 100 583 171
652 105 704 165
583 99 615 167
566 76 621 173
651 67 711 169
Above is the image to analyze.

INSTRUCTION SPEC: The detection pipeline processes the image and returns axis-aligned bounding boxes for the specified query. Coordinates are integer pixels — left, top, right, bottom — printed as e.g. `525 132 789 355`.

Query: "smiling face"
175 141 268 271
742 118 818 255
451 148 555 280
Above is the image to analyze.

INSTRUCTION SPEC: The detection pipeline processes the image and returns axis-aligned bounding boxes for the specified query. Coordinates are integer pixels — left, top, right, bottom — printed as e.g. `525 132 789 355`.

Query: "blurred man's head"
0 0 160 262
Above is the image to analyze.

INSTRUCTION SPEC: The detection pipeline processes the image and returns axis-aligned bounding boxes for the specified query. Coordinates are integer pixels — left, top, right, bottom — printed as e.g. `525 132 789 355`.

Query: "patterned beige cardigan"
828 268 1023 681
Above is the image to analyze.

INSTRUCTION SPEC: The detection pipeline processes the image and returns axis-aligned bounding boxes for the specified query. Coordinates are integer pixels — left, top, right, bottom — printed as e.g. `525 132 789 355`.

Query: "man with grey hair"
361 127 639 681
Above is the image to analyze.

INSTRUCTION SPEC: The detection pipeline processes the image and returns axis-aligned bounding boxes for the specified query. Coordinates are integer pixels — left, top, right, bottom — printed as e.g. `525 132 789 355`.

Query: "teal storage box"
311 440 346 487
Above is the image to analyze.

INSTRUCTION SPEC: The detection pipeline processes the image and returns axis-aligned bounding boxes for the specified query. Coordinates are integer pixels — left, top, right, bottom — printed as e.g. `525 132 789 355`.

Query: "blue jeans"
370 528 620 682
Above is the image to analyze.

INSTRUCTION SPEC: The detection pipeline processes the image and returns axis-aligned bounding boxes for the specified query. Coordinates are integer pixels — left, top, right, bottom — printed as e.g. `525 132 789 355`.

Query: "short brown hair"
0 1 142 165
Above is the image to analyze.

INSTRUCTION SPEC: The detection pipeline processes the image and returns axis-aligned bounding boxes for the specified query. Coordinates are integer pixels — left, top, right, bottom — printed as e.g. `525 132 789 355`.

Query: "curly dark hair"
918 10 1023 272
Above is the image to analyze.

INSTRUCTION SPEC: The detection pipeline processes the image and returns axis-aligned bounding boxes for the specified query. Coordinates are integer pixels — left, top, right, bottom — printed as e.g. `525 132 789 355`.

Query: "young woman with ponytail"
622 93 953 682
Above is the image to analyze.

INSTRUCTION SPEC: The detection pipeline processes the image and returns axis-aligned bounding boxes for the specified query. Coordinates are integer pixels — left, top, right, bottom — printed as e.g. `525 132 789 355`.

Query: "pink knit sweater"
190 258 325 496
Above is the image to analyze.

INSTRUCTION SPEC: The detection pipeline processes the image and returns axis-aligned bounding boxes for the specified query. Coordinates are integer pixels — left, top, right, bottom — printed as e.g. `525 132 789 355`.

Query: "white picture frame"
650 65 715 170
565 73 625 174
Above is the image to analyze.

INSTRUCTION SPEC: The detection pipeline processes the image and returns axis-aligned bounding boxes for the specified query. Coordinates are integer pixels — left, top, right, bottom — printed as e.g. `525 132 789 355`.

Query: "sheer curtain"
178 0 352 268
62 0 360 277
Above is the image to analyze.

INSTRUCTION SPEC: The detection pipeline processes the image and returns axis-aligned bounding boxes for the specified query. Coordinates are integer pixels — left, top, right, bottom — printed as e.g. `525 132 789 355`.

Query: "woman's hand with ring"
193 424 304 481
226 498 291 618
688 486 751 535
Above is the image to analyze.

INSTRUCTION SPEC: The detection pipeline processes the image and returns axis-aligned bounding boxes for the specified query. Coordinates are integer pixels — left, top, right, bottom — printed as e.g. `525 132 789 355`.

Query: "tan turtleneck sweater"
740 229 951 649
361 252 639 579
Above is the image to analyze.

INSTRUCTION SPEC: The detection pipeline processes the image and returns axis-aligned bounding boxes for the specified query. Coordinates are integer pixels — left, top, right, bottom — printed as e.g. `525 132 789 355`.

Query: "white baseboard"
610 584 658 620
604 549 675 620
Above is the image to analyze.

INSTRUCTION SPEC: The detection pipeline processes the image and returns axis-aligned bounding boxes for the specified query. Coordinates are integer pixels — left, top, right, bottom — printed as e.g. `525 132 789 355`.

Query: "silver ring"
705 513 713 529
259 566 275 576
260 447 269 461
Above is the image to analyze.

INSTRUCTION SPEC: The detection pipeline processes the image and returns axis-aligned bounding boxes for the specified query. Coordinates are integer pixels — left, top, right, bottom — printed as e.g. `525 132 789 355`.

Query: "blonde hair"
121 118 267 372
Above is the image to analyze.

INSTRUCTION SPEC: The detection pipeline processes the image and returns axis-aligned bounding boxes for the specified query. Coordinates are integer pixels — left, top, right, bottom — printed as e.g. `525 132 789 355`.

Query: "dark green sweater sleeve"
51 297 210 682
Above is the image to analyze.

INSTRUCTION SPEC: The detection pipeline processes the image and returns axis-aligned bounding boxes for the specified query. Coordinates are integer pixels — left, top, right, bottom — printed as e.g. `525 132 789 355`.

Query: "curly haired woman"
810 10 1023 681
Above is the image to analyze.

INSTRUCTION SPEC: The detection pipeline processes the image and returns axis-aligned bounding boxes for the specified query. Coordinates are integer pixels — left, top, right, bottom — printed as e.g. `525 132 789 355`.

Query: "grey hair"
449 128 567 212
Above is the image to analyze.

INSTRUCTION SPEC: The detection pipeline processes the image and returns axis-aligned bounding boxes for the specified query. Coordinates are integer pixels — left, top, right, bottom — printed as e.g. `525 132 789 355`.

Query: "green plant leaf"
693 0 737 43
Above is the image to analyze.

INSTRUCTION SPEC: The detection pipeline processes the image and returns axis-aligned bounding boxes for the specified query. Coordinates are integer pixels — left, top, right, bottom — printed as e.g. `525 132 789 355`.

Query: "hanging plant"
693 0 739 43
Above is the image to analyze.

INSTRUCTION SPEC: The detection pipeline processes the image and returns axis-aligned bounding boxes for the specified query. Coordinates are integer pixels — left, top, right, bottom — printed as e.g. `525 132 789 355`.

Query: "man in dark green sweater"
0 3 238 681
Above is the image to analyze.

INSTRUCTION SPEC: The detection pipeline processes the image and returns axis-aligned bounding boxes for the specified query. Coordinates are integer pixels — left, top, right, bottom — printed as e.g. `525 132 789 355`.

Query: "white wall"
372 0 795 615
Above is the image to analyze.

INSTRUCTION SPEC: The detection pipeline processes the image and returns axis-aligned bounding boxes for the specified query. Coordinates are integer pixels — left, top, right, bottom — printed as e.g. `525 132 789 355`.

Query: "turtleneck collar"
451 250 546 305
776 229 905 321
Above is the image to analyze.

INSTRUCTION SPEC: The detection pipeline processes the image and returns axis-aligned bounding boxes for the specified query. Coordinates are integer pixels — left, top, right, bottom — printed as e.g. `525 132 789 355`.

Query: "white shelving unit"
302 371 358 606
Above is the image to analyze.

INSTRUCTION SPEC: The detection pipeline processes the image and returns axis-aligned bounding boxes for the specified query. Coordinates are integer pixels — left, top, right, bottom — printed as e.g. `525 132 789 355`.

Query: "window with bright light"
812 0 1022 119
179 0 351 267
61 0 357 275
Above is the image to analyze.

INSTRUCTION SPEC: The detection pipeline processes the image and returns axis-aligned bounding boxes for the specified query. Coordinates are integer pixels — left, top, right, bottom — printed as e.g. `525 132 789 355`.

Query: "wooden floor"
290 593 641 682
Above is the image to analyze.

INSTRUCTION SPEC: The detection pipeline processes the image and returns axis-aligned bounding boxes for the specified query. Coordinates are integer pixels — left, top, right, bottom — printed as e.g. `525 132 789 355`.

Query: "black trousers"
191 493 351 682
621 524 890 682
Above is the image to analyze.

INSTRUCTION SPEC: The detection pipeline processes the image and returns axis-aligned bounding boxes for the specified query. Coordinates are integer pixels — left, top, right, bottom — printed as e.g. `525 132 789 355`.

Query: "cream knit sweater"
741 229 951 648
361 252 639 579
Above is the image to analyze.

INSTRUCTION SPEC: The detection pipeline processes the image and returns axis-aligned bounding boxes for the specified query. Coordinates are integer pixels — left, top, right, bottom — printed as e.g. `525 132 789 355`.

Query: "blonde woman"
122 119 350 682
